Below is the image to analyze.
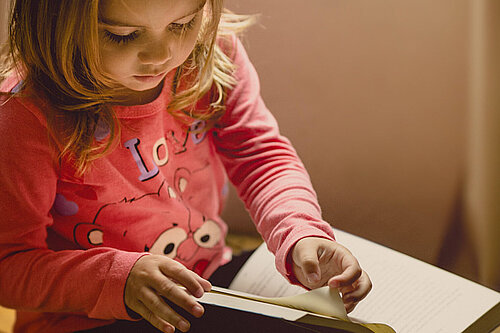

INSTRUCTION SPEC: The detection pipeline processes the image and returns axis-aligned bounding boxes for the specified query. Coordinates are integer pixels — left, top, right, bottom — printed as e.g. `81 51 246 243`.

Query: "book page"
211 285 348 320
334 229 500 333
199 290 385 333
229 243 306 298
229 229 500 333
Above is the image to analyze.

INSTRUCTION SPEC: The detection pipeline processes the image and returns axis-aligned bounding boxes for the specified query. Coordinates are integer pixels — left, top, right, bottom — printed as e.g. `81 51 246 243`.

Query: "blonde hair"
0 0 255 175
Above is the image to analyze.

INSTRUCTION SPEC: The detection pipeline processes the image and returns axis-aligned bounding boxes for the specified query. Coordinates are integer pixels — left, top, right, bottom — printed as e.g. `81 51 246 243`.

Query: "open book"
200 228 500 333
199 234 395 332
200 284 393 332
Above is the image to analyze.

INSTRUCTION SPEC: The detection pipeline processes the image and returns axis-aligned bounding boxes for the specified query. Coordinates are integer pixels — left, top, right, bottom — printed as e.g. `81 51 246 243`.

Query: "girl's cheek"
100 49 135 76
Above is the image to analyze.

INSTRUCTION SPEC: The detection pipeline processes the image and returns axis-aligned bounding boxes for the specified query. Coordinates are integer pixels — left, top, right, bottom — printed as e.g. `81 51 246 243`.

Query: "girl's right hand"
124 255 212 333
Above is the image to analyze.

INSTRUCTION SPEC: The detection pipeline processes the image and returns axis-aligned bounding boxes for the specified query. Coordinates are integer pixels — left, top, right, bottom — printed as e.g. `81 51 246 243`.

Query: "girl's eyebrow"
99 0 207 28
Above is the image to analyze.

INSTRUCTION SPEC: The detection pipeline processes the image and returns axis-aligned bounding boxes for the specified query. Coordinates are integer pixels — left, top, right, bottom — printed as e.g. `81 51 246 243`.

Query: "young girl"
0 0 371 332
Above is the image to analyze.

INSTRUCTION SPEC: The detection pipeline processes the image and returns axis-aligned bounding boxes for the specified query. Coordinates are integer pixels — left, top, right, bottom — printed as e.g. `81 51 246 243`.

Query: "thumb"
294 244 321 285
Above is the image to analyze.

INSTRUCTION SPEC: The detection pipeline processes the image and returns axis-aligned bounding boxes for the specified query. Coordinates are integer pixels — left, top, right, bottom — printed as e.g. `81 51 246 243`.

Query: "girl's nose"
138 36 172 65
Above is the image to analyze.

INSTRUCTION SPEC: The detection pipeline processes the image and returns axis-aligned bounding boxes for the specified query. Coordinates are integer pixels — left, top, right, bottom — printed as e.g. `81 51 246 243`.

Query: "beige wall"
224 0 474 280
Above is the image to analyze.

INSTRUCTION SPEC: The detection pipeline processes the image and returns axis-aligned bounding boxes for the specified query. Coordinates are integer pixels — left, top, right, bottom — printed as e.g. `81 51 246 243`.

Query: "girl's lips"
133 72 167 83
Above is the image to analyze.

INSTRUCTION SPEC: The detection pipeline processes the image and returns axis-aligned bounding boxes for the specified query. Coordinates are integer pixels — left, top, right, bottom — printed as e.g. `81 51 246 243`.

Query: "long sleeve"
0 95 144 321
214 39 336 281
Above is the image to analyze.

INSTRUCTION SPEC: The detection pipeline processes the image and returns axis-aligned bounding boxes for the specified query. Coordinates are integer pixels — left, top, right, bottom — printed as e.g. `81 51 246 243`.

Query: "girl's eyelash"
103 30 139 45
102 13 198 44
168 15 198 33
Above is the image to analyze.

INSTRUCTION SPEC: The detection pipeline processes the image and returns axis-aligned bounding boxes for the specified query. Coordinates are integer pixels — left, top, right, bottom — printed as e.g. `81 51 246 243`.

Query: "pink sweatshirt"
0 38 335 332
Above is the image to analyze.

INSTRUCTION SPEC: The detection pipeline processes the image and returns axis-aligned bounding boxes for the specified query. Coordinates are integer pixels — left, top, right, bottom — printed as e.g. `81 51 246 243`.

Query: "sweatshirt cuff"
88 251 150 320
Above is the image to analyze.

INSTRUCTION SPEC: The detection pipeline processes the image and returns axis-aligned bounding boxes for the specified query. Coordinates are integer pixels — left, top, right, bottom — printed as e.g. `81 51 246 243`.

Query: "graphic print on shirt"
67 178 224 276
144 208 223 276
125 120 207 182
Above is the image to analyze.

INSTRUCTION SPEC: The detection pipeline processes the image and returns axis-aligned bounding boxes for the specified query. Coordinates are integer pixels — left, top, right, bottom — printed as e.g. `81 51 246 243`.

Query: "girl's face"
98 0 206 104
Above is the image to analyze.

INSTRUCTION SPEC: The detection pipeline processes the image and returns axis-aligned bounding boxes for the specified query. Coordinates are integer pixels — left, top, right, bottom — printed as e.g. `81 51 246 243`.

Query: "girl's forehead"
99 0 206 27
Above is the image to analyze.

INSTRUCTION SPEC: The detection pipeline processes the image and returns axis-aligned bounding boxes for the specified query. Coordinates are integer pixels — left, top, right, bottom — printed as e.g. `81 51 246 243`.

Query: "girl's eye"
103 30 139 45
168 15 198 33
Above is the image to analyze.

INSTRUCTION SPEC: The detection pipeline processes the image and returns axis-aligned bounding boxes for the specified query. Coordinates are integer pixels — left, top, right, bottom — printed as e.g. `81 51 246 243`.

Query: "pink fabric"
0 37 335 332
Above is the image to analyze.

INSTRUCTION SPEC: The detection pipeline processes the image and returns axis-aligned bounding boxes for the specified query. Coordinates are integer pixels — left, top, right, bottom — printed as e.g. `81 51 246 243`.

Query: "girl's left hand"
291 237 372 313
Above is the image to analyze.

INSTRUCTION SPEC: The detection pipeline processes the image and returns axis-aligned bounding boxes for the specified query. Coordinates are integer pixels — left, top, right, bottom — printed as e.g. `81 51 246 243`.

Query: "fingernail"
193 304 204 317
193 288 203 298
178 320 190 332
329 280 339 288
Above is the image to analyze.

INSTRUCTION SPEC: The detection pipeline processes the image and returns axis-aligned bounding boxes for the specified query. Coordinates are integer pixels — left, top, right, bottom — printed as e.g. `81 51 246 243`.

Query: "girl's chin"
116 81 165 105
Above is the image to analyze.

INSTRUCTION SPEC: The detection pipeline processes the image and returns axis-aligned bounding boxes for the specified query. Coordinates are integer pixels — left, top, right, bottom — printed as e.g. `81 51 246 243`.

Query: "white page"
229 229 500 333
229 243 306 297
332 229 500 333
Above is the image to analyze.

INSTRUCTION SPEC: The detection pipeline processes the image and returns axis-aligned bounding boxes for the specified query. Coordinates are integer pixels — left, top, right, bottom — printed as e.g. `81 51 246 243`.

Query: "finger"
344 300 358 313
343 290 367 305
342 271 372 304
328 262 362 288
293 245 321 284
339 284 355 295
140 287 193 332
160 261 208 298
132 299 177 333
171 272 212 295
195 274 212 293
140 289 190 332
151 272 205 318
